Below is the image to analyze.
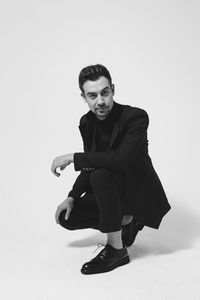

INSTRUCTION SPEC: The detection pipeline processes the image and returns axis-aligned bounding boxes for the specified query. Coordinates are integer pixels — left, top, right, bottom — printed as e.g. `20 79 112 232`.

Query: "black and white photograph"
1 1 200 299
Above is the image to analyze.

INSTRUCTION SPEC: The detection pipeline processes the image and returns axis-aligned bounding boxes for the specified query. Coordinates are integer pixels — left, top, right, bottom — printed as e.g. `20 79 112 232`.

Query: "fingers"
55 198 74 225
55 208 61 224
51 158 61 177
55 208 70 224
55 203 64 224
54 168 61 177
60 165 67 171
51 159 70 177
51 162 60 177
55 205 72 224
65 206 72 221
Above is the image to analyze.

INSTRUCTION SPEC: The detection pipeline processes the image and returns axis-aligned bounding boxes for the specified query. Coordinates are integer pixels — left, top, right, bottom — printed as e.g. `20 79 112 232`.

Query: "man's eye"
89 94 96 99
101 91 109 97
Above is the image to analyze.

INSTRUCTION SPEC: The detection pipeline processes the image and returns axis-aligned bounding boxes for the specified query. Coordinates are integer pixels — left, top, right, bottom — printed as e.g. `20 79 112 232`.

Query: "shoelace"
93 243 106 253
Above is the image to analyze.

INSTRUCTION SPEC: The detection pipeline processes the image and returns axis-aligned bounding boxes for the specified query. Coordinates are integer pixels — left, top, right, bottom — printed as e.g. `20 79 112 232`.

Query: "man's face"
81 76 115 120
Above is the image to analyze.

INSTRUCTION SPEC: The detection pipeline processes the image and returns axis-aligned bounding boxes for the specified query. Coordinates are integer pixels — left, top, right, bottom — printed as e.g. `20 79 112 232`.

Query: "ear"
81 93 87 103
111 84 115 96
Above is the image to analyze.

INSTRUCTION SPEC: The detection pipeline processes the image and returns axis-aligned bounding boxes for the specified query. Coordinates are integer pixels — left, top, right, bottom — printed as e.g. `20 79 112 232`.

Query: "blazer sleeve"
73 108 149 172
67 170 91 199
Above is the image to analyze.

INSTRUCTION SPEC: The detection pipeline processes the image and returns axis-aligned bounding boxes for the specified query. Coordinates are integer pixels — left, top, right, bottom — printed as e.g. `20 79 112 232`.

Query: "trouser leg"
90 168 124 233
58 193 100 231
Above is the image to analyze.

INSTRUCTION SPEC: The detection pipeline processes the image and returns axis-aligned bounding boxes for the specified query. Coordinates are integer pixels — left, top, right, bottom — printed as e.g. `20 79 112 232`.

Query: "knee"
58 209 66 225
58 209 75 230
90 168 112 186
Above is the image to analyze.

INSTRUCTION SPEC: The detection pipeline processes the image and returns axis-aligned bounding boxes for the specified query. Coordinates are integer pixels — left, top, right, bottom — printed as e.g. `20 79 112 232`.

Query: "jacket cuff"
74 152 93 171
67 190 79 199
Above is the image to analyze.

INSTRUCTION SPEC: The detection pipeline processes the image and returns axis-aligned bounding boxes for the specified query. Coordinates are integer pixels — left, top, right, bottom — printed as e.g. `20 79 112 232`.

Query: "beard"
94 107 110 120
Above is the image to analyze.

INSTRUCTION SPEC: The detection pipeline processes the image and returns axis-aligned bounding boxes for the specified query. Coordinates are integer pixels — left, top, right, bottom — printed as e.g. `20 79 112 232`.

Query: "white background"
1 0 200 299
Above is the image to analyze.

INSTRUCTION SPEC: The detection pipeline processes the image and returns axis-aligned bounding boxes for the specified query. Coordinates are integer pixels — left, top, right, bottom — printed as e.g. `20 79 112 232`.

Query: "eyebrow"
86 86 110 96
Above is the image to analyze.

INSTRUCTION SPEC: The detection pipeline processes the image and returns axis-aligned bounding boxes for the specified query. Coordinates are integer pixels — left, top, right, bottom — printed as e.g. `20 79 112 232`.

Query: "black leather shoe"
81 244 130 275
122 219 144 247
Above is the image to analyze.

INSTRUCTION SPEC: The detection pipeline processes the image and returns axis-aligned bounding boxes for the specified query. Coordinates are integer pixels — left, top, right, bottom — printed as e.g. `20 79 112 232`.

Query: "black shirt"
95 102 117 151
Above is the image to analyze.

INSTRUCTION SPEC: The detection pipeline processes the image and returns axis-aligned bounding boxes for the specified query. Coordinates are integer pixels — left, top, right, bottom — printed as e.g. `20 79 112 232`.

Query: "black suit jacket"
68 101 171 229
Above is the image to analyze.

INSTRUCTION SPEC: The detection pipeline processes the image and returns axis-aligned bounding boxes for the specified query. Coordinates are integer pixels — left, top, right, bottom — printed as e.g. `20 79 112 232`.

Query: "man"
51 64 171 275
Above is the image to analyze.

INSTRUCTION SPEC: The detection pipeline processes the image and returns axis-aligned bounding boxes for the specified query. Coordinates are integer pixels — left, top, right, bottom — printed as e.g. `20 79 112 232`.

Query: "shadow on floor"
67 201 200 260
67 230 104 248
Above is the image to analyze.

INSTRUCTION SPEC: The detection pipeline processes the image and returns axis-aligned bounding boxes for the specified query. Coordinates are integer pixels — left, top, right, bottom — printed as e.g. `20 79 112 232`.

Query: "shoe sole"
81 255 130 275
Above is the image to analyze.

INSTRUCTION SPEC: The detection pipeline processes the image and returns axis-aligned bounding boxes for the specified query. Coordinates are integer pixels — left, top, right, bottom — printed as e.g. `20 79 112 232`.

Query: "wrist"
67 196 75 202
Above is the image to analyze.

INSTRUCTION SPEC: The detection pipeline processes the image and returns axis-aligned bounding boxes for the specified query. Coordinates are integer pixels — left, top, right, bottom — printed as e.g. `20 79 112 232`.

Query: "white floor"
1 193 200 300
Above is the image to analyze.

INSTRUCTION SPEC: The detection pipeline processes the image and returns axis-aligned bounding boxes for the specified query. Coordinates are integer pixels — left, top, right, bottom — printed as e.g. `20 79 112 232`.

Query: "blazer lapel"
78 110 96 151
90 121 97 151
79 119 119 151
108 101 121 149
79 101 122 151
108 122 120 150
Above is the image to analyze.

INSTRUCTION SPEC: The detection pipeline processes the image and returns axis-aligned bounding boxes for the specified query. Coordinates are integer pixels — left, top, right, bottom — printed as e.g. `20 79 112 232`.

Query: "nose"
97 95 105 106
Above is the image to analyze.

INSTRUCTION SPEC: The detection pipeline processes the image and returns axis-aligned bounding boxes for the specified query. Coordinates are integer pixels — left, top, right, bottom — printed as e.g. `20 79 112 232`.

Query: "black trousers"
58 168 130 233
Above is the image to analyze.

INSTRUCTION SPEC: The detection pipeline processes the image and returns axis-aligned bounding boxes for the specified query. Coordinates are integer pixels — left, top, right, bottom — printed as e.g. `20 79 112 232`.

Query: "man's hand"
51 153 74 177
55 197 74 224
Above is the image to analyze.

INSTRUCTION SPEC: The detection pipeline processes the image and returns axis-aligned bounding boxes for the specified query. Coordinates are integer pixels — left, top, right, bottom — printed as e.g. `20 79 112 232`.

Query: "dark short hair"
78 64 112 95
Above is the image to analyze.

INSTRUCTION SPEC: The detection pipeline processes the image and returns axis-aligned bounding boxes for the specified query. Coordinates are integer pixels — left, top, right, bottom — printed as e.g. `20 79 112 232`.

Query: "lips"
96 107 108 111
